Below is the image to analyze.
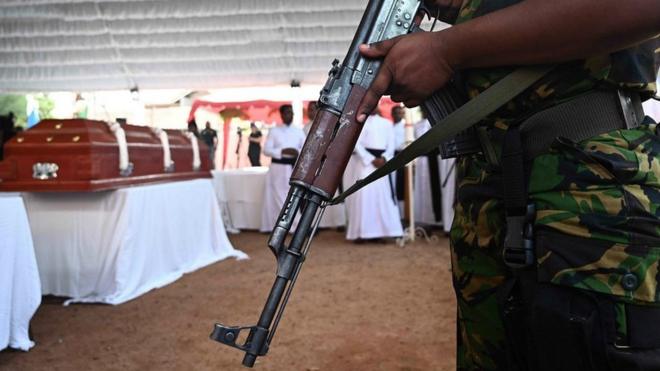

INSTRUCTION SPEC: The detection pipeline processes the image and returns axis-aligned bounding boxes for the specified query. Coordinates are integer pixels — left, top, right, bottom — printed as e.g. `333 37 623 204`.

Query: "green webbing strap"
330 65 553 205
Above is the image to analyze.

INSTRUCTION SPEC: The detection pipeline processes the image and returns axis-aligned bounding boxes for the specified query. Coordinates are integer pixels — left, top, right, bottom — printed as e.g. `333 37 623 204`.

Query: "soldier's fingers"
358 37 400 59
357 63 393 123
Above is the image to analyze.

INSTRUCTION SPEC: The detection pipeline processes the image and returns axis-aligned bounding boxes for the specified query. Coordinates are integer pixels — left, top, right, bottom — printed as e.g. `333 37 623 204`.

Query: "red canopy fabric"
187 97 400 124
187 97 402 169
188 99 310 124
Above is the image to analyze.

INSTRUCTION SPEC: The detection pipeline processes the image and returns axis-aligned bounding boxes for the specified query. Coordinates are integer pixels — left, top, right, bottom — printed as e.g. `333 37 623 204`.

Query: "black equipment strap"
331 66 554 205
501 126 535 269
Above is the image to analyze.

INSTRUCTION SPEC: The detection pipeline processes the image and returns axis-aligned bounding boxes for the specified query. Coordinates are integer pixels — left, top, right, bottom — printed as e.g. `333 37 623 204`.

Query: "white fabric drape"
0 0 370 92
213 167 269 231
212 168 346 231
22 179 247 305
0 194 41 351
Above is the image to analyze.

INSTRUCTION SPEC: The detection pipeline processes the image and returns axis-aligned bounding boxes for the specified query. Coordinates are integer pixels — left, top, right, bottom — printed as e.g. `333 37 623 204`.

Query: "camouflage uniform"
449 1 660 369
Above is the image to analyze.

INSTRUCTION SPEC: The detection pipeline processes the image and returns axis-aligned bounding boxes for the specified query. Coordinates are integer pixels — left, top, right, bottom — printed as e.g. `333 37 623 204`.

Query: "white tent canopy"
0 0 371 92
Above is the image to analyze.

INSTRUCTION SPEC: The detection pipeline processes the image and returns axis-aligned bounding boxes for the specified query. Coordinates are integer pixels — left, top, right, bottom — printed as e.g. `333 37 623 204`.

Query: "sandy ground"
0 230 456 371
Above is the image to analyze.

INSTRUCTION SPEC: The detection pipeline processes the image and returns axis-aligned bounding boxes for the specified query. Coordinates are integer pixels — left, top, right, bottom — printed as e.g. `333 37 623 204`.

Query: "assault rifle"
210 0 466 367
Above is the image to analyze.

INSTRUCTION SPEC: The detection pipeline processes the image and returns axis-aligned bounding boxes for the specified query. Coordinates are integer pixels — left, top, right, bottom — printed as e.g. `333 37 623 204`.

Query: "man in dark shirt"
200 121 218 169
0 112 17 161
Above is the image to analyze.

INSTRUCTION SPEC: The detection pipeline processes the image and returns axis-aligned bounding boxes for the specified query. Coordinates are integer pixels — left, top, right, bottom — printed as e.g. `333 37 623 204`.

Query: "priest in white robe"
413 118 456 234
304 100 346 228
302 101 317 136
390 105 406 214
342 152 360 230
260 105 306 232
346 112 403 241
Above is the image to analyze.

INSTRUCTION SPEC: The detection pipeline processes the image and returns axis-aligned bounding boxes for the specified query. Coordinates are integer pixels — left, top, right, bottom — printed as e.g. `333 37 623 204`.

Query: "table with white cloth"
22 179 247 305
212 167 346 230
0 194 40 351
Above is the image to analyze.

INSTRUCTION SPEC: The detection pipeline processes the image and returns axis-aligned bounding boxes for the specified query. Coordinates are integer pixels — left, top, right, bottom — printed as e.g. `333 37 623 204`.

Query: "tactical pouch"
502 280 660 371
498 95 660 370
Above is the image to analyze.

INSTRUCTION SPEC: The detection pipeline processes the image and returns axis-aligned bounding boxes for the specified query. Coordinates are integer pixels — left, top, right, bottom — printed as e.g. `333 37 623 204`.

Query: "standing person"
187 119 199 137
346 110 403 242
260 105 306 232
413 113 455 234
356 0 659 370
0 112 17 161
235 126 243 167
390 105 406 210
303 101 318 136
247 122 263 167
342 150 360 231
0 117 4 161
200 121 218 169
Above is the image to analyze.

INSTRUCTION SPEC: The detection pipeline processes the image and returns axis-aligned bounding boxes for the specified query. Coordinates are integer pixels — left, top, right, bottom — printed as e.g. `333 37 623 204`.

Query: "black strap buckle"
503 203 536 269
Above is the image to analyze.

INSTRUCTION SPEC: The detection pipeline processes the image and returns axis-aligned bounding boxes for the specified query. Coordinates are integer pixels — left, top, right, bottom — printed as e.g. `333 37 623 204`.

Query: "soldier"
357 0 659 370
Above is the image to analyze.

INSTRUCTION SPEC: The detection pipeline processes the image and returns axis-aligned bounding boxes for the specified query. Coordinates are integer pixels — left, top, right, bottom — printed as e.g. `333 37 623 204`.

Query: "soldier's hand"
371 157 387 168
423 0 463 24
356 31 455 123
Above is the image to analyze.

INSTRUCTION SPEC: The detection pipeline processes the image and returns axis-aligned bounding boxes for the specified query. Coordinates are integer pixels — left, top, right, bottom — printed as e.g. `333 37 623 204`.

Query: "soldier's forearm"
439 0 660 70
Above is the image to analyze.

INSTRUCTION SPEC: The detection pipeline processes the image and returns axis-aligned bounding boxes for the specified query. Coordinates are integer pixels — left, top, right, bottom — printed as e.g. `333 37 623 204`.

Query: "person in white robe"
390 105 406 214
346 112 403 241
260 105 306 232
302 101 317 136
413 118 456 234
342 152 360 230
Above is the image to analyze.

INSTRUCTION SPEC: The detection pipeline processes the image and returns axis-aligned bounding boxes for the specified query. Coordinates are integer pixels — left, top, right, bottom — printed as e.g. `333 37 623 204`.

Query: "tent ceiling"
0 0 374 92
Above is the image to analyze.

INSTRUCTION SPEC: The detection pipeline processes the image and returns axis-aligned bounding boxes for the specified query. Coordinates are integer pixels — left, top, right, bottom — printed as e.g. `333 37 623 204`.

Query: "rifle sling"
330 65 553 205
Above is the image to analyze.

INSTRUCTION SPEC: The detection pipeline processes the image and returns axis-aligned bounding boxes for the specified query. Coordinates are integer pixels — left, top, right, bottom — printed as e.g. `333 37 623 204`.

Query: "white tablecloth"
22 179 247 305
0 194 40 351
212 168 346 230
643 98 660 122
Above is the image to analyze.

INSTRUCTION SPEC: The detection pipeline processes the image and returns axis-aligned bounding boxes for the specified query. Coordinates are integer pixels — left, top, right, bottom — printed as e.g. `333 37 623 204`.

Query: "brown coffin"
165 129 212 174
0 119 210 192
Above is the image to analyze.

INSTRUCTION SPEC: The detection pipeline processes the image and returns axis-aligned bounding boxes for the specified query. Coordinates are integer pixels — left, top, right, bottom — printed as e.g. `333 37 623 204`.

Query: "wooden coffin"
0 119 211 192
166 129 212 174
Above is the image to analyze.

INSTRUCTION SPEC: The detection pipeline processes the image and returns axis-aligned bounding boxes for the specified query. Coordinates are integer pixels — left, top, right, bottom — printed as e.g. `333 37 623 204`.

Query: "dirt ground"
0 230 456 371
